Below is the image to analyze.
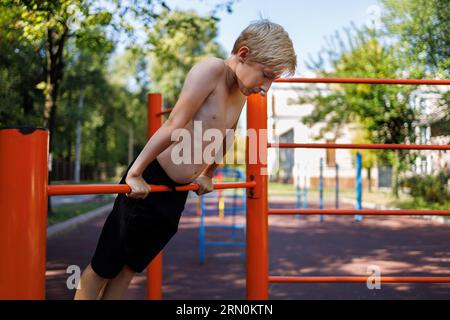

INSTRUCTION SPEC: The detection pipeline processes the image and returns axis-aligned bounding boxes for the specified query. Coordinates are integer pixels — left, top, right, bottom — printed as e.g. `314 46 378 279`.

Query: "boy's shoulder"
194 56 226 75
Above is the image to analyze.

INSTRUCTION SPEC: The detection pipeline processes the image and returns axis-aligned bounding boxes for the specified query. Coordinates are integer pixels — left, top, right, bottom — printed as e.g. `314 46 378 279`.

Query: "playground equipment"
258 76 450 299
1 77 450 300
0 95 255 300
199 167 246 264
296 152 363 222
355 152 363 222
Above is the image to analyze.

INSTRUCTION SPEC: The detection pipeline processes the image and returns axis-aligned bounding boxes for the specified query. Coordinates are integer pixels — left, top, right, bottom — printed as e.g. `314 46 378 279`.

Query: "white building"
266 81 375 190
410 87 450 175
266 81 449 190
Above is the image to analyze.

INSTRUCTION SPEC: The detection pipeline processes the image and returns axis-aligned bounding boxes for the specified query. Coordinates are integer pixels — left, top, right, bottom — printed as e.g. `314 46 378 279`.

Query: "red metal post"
268 143 450 150
146 93 163 300
274 77 450 85
269 208 450 216
47 181 257 196
0 127 49 299
269 276 450 283
246 94 269 300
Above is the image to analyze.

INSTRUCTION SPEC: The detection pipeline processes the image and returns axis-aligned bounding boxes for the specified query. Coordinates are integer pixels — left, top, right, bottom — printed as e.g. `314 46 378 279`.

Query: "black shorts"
90 158 189 279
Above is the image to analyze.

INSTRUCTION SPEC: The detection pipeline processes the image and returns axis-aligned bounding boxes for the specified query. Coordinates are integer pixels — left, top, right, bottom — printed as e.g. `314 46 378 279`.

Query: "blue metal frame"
355 152 363 222
319 157 324 222
199 167 246 264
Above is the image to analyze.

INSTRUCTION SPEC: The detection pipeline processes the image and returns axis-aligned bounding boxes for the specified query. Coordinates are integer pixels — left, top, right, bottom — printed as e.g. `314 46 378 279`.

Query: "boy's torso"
157 59 246 184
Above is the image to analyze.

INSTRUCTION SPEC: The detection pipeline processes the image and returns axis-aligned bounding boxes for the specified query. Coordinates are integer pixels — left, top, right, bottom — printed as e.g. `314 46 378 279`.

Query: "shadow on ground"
46 197 450 300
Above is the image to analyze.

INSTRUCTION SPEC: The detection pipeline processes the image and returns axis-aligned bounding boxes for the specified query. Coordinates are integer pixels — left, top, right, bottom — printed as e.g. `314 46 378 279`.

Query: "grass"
47 194 114 227
50 178 117 185
394 198 450 220
267 182 449 213
394 197 450 211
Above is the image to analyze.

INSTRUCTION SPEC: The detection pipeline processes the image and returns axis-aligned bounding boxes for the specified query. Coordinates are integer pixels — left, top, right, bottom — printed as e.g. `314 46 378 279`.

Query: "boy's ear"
237 46 250 61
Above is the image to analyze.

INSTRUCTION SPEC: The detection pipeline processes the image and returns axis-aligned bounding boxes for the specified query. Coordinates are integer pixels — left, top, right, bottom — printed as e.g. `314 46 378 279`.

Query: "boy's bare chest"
193 85 245 131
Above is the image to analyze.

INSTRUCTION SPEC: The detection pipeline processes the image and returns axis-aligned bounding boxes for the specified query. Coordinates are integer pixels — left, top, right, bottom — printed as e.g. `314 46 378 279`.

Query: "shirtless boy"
74 19 296 300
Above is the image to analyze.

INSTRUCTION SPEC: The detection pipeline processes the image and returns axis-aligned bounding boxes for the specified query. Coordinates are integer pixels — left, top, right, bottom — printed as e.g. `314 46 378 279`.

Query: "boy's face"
235 47 280 97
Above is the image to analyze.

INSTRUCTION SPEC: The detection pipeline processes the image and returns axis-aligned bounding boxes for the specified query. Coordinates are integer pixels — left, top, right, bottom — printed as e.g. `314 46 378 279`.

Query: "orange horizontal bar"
274 77 450 85
155 108 173 116
269 276 450 283
268 209 450 216
268 143 450 150
47 181 256 196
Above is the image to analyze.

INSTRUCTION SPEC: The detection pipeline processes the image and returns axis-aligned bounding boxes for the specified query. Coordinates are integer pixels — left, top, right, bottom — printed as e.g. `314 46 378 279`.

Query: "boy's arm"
127 58 225 177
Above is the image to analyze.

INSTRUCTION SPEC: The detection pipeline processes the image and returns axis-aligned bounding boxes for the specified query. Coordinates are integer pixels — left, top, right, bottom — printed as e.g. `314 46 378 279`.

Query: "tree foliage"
0 0 235 180
147 9 227 107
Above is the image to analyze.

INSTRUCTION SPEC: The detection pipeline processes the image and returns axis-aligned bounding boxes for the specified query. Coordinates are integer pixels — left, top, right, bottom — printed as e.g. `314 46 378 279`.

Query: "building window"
420 156 427 174
420 126 428 144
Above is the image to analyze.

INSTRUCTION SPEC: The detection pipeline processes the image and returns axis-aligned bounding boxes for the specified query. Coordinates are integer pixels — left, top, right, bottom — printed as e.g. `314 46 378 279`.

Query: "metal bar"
274 78 450 85
355 152 363 222
268 143 450 150
0 127 48 299
205 242 246 247
47 181 257 196
155 107 173 116
269 276 450 283
268 209 450 216
246 93 269 300
147 93 163 300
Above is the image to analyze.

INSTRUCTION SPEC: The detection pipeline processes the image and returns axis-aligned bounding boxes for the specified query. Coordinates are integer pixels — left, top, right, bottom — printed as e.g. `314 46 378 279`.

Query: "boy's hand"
193 175 214 196
125 174 150 199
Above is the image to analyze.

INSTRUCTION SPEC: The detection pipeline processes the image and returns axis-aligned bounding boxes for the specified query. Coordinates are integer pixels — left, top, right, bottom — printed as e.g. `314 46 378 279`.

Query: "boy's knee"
86 263 112 282
122 265 136 277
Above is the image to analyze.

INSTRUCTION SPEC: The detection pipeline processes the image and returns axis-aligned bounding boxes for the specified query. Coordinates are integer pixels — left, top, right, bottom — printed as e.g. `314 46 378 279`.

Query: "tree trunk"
43 27 67 154
43 27 68 216
128 122 134 164
271 95 281 182
367 167 372 192
74 93 84 183
391 150 400 199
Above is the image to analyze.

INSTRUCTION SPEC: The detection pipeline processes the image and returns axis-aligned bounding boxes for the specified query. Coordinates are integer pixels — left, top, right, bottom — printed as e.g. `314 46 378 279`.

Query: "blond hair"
232 19 297 77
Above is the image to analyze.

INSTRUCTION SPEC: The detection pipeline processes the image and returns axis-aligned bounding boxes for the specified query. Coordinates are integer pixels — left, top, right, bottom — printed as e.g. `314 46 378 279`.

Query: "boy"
74 19 296 300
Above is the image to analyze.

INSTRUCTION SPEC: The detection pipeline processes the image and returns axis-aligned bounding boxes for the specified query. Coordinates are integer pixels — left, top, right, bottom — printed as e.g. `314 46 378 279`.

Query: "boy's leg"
74 263 109 300
100 265 136 300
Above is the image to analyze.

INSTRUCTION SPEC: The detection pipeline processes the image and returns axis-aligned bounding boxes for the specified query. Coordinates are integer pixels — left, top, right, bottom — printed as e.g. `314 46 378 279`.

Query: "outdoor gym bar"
245 76 450 299
274 78 450 85
269 277 450 283
1 77 449 300
269 209 450 216
268 143 450 150
47 181 256 196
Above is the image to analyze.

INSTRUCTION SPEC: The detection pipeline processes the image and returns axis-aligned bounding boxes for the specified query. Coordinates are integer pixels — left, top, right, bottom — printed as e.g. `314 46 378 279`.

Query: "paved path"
50 194 98 206
46 197 450 299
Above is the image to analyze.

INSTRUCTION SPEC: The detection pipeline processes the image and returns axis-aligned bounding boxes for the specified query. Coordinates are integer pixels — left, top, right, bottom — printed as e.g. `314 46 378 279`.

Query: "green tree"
0 0 236 152
1 0 170 151
350 127 379 192
108 46 150 163
147 9 227 107
0 5 45 126
297 27 419 197
57 27 118 168
382 0 449 76
381 0 450 138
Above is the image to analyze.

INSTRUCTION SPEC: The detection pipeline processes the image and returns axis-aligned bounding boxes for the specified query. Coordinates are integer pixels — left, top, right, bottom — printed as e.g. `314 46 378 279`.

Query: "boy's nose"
260 81 272 94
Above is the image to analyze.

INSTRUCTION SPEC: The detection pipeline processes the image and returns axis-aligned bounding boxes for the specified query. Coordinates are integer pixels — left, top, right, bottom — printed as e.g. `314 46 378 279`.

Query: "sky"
162 0 383 74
